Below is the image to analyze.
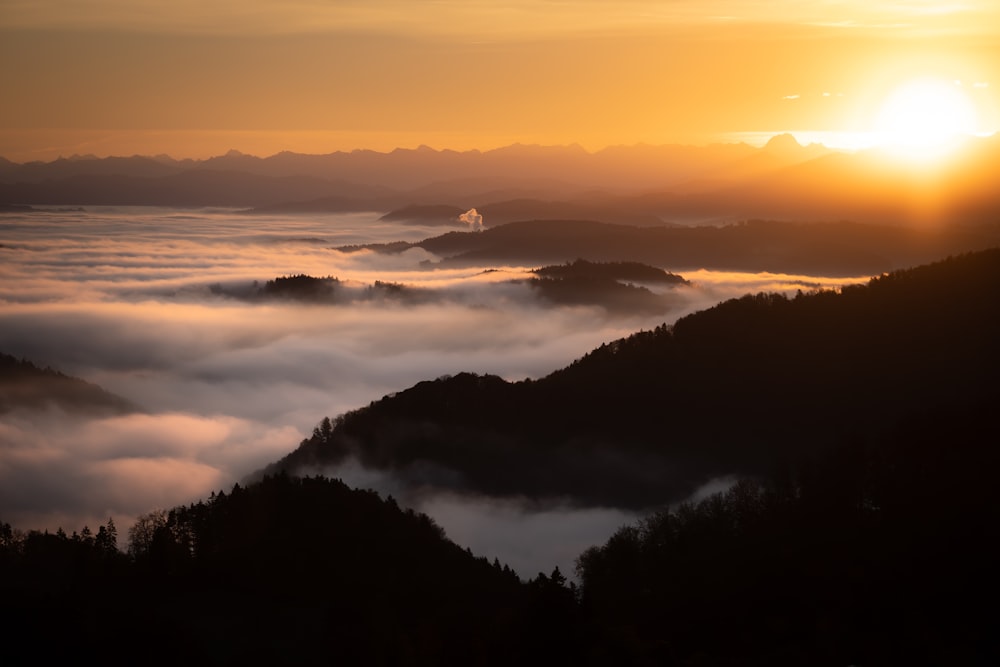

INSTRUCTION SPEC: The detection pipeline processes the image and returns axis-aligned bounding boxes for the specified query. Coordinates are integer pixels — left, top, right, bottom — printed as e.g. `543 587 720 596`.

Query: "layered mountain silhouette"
261 248 1000 509
4 137 1000 226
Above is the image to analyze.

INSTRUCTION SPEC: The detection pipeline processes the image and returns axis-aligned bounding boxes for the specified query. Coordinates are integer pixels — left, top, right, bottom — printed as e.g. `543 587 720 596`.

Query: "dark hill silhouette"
378 203 466 224
210 262 687 314
341 217 1000 276
0 352 139 415
576 402 1000 664
527 259 690 314
262 249 1000 509
258 274 340 302
532 258 688 284
1 474 578 665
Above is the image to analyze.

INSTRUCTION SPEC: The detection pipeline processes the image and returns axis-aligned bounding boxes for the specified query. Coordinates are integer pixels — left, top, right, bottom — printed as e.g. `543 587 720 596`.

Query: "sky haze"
3 1 998 160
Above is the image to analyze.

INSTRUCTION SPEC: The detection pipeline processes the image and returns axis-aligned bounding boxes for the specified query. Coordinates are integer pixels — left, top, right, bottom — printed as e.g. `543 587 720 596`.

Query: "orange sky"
2 1 999 161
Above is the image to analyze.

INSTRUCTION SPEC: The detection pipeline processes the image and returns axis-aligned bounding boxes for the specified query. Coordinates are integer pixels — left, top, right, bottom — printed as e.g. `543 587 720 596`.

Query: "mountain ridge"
259 248 1000 509
4 137 999 225
0 352 140 415
339 217 1000 276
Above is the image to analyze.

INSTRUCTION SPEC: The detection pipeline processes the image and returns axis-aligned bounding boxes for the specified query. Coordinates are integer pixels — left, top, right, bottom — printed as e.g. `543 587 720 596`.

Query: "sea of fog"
0 207 866 577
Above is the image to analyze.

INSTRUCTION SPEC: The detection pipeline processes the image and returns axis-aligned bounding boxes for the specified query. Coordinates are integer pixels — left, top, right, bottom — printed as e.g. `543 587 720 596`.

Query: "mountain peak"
764 133 803 153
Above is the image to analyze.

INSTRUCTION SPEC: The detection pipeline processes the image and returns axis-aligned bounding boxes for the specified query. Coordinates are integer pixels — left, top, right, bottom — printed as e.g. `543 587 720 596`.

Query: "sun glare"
872 78 979 160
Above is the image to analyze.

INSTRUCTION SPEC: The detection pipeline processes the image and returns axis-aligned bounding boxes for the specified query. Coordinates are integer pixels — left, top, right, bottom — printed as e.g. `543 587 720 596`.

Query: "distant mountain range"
4 136 999 225
260 248 1000 509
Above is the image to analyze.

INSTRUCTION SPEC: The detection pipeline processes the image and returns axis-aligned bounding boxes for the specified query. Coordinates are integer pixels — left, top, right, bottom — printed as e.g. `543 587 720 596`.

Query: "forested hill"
1 474 578 665
263 248 1000 509
0 352 138 415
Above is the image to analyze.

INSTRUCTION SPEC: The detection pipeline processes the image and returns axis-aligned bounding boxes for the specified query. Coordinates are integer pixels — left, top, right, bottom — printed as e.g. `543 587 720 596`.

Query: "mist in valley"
0 206 867 575
4 1 999 658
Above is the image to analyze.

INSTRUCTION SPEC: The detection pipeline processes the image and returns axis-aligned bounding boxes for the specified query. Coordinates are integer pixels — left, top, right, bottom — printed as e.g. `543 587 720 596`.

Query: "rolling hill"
0 352 139 415
261 248 1000 509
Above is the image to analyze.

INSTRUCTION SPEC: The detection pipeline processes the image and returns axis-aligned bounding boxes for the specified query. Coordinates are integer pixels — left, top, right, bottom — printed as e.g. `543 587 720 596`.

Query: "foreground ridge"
265 248 1000 508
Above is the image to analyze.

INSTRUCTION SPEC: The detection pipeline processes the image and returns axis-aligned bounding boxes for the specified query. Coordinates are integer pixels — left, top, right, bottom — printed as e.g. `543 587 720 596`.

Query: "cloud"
421 494 636 580
458 208 484 231
0 209 858 431
299 459 742 580
0 208 863 564
0 409 301 533
302 457 638 579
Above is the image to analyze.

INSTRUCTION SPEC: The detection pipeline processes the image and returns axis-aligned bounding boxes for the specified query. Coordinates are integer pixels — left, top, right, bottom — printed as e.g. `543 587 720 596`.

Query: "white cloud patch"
421 494 637 580
0 409 300 534
306 457 638 579
458 208 484 231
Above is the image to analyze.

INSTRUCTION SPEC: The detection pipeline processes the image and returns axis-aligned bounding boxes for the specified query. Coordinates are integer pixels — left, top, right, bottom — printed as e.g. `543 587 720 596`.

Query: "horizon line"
1 132 832 164
3 129 997 164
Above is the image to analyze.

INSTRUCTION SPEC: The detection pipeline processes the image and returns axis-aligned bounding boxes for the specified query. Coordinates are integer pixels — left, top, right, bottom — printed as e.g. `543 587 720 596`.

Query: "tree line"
4 404 997 665
1 474 580 665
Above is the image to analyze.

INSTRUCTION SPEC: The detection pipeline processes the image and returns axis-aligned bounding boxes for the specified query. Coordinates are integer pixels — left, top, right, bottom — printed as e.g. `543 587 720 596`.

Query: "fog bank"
0 207 865 574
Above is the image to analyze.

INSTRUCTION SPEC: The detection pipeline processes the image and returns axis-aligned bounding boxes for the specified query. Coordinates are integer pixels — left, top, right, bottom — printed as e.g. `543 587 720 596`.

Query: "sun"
872 78 979 160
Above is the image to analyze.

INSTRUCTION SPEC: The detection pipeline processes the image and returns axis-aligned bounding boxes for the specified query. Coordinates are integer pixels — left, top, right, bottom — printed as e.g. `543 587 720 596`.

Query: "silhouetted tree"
127 509 167 559
94 518 118 554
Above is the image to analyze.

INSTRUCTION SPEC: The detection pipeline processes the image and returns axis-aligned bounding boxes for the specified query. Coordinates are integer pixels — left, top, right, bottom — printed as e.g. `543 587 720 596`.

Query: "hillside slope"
343 218 1000 276
264 248 1000 508
0 352 138 415
1 474 576 665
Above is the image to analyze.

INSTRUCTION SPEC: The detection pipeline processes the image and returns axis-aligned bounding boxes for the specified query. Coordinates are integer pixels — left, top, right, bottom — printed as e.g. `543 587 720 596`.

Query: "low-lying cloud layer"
0 208 862 574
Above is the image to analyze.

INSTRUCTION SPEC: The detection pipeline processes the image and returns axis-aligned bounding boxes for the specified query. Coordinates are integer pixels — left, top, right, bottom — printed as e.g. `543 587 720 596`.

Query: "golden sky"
2 0 999 160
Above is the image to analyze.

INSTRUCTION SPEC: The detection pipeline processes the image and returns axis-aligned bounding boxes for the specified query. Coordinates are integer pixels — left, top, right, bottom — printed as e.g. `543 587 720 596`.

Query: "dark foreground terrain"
3 249 999 665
